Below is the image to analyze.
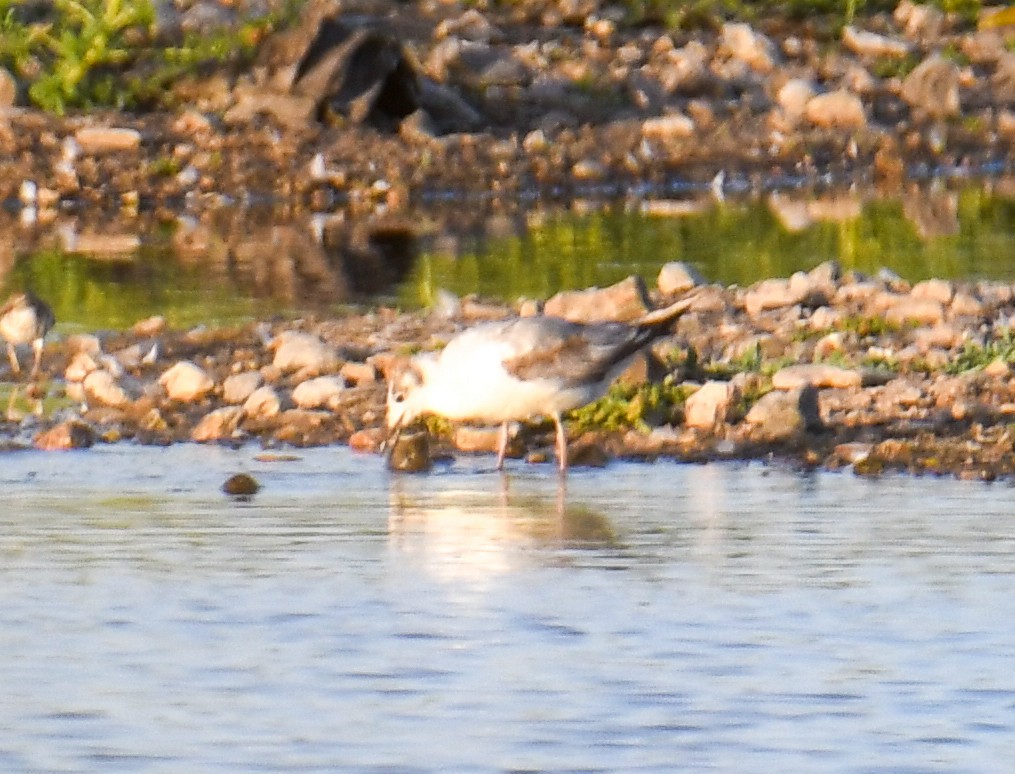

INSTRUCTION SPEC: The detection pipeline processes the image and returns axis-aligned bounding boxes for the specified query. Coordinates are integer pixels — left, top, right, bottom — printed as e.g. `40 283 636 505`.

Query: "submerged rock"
387 430 432 472
35 421 95 451
222 472 260 497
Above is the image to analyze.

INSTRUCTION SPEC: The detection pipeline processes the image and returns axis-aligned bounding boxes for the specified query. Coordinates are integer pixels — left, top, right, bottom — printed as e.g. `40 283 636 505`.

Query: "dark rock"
222 472 260 496
34 421 95 450
388 430 432 472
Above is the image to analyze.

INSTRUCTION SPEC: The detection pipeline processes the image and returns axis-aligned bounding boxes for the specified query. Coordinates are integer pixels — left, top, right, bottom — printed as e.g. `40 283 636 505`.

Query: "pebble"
901 55 961 118
74 127 143 154
804 90 867 130
771 364 862 390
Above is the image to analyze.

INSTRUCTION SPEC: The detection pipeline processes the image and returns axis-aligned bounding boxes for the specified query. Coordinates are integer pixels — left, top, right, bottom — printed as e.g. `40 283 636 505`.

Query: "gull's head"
386 360 428 432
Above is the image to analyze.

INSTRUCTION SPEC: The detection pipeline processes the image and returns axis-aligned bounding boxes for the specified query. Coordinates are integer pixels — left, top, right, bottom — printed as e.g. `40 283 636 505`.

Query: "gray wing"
497 317 653 387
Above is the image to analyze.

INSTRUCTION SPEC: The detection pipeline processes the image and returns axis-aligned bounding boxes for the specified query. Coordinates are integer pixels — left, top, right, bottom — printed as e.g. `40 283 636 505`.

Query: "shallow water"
2 445 1014 772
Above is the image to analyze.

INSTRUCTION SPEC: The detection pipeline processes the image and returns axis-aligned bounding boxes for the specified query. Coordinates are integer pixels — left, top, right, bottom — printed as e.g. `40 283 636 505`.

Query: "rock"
910 278 954 305
642 113 695 140
349 427 386 453
841 26 910 58
544 275 651 323
132 315 165 337
192 406 244 442
243 385 282 420
771 364 863 390
775 79 816 123
339 361 377 385
271 331 339 373
657 261 705 295
659 41 710 94
685 381 737 430
718 23 776 73
223 371 263 404
83 370 131 408
74 127 142 154
742 278 802 316
900 55 960 119
895 0 943 41
885 297 945 326
292 376 345 410
788 270 831 306
222 473 260 496
160 360 215 402
35 421 95 451
950 292 984 318
224 91 317 129
435 9 500 42
804 90 867 130
0 67 16 108
744 386 823 440
387 430 432 472
65 351 100 382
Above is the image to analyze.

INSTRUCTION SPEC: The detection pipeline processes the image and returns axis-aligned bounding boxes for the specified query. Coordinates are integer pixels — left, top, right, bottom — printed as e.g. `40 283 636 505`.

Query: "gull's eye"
392 391 406 403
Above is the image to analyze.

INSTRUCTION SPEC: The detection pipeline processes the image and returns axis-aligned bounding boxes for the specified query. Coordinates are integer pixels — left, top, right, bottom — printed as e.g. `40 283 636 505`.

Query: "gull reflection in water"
387 477 617 584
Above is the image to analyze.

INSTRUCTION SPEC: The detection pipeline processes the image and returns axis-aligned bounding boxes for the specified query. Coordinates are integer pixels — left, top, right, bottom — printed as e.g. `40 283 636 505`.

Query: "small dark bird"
0 291 55 379
386 297 693 473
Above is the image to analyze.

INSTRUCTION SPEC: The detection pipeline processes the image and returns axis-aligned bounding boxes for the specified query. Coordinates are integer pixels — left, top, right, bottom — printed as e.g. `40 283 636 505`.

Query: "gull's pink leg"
551 412 568 473
496 421 509 470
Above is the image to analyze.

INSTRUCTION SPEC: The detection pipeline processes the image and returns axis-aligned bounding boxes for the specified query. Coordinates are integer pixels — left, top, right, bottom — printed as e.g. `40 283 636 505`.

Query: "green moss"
568 377 694 434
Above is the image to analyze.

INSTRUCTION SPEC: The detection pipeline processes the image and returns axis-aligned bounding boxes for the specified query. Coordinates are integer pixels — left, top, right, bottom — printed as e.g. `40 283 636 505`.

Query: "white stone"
83 369 130 408
223 371 263 404
719 22 776 73
159 360 214 402
776 79 816 122
292 376 345 410
191 406 244 442
657 261 705 295
65 351 99 382
804 90 867 130
642 113 695 140
684 381 736 430
271 331 339 373
771 364 862 390
841 25 910 58
243 385 282 419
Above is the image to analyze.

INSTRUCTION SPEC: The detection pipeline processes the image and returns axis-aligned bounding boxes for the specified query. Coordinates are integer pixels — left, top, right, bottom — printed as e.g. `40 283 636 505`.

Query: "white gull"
386 297 692 472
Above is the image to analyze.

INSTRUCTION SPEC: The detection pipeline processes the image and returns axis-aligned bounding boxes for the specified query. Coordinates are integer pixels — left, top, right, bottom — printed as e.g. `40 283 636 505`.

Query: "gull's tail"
636 295 696 330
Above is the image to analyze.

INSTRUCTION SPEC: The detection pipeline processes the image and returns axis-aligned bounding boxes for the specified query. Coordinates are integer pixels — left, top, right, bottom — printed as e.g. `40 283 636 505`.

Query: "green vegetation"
0 0 297 113
946 330 1015 374
567 377 694 434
